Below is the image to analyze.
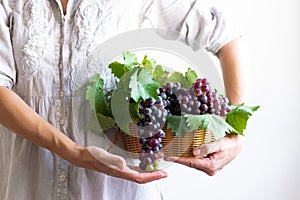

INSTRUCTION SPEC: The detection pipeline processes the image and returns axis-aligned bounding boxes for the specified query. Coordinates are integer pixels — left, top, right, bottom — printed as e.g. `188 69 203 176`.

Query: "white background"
157 0 300 199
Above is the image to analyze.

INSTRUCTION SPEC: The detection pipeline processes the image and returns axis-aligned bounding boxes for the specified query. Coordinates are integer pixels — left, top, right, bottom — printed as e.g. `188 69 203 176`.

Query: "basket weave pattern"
121 123 216 158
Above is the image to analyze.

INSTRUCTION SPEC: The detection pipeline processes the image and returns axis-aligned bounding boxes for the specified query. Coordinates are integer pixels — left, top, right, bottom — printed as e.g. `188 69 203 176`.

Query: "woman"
0 0 248 199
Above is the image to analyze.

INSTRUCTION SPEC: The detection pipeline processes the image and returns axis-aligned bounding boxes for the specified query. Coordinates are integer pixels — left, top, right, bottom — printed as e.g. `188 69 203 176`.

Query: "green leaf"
226 103 260 134
96 113 116 131
184 114 210 131
185 68 198 85
166 72 191 89
123 51 139 70
108 62 126 79
185 114 237 140
129 69 161 102
166 116 189 137
142 55 155 70
110 88 133 134
86 74 100 112
85 74 111 116
129 101 142 122
152 65 169 85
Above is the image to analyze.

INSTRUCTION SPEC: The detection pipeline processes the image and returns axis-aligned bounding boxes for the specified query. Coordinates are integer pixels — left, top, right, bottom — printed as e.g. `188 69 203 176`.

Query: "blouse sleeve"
0 3 16 89
140 0 240 54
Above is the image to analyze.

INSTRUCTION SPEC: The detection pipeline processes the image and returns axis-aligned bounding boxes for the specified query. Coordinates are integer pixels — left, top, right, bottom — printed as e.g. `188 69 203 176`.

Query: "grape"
200 104 208 113
181 103 187 111
139 137 147 145
188 100 194 107
201 78 207 84
194 101 201 108
186 106 192 113
156 129 166 138
146 164 154 172
152 160 159 167
139 162 146 170
166 82 173 89
207 101 214 108
194 88 201 96
173 82 181 88
160 93 167 100
181 96 189 104
207 107 215 114
144 108 152 115
150 138 159 147
136 77 231 171
152 146 160 152
143 157 152 165
198 94 208 104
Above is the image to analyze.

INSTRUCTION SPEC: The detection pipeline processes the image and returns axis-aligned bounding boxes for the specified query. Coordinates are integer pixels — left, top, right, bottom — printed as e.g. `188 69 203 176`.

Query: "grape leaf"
166 72 191 89
108 62 126 79
185 67 198 85
129 69 161 102
184 114 210 131
129 101 142 122
123 51 139 70
110 88 133 134
142 55 155 70
86 74 100 112
96 113 116 131
166 116 189 137
185 114 237 140
226 103 260 134
85 74 111 117
152 65 169 85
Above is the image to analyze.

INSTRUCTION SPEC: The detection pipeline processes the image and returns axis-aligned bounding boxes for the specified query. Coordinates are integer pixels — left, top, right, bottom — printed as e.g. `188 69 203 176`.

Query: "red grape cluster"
191 78 230 117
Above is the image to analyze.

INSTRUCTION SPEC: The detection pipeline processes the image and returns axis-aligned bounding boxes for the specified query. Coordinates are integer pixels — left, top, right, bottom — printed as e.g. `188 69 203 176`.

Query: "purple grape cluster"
136 77 231 171
137 98 167 172
157 79 230 117
191 78 230 117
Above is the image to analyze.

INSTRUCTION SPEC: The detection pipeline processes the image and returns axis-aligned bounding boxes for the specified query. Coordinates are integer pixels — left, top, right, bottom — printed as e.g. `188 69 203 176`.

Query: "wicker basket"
121 123 216 158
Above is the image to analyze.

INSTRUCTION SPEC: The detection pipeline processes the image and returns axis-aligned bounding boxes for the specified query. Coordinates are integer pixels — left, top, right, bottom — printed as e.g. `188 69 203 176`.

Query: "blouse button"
59 63 63 70
59 91 64 98
59 175 66 182
59 119 65 126
60 38 64 45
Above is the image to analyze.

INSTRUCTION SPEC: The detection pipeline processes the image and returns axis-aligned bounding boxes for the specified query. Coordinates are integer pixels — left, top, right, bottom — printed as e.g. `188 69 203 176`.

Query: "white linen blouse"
0 0 238 199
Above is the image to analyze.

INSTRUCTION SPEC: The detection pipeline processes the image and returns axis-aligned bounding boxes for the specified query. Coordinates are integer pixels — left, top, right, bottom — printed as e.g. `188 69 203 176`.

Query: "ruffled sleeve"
140 0 240 54
0 3 16 89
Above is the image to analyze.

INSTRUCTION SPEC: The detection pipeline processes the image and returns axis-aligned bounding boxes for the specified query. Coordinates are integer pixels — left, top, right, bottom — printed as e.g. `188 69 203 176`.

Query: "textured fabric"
0 0 238 199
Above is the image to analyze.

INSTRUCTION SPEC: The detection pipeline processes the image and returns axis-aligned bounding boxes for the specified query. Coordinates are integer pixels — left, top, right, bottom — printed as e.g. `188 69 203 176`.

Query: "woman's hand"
166 134 244 176
70 145 168 184
0 86 167 184
167 37 249 175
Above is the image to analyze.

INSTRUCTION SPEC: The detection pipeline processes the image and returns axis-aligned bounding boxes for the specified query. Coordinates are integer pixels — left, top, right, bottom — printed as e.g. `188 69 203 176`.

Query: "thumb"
86 146 127 170
193 141 219 157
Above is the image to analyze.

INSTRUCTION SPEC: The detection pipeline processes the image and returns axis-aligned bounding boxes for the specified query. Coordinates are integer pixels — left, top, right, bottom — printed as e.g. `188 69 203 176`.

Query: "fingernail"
164 156 178 161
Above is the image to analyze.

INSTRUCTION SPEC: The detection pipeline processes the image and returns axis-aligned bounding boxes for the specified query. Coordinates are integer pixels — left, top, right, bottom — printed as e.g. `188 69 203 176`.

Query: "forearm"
0 86 82 161
216 38 250 105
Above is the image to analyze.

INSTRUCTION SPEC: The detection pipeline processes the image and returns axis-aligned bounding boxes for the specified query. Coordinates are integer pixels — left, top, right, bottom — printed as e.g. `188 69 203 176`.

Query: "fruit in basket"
86 51 260 172
136 98 167 171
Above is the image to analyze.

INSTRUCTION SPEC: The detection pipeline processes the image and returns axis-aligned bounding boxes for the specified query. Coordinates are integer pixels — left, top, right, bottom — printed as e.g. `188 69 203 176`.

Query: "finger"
166 156 211 171
129 170 168 184
113 168 168 184
193 141 219 157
